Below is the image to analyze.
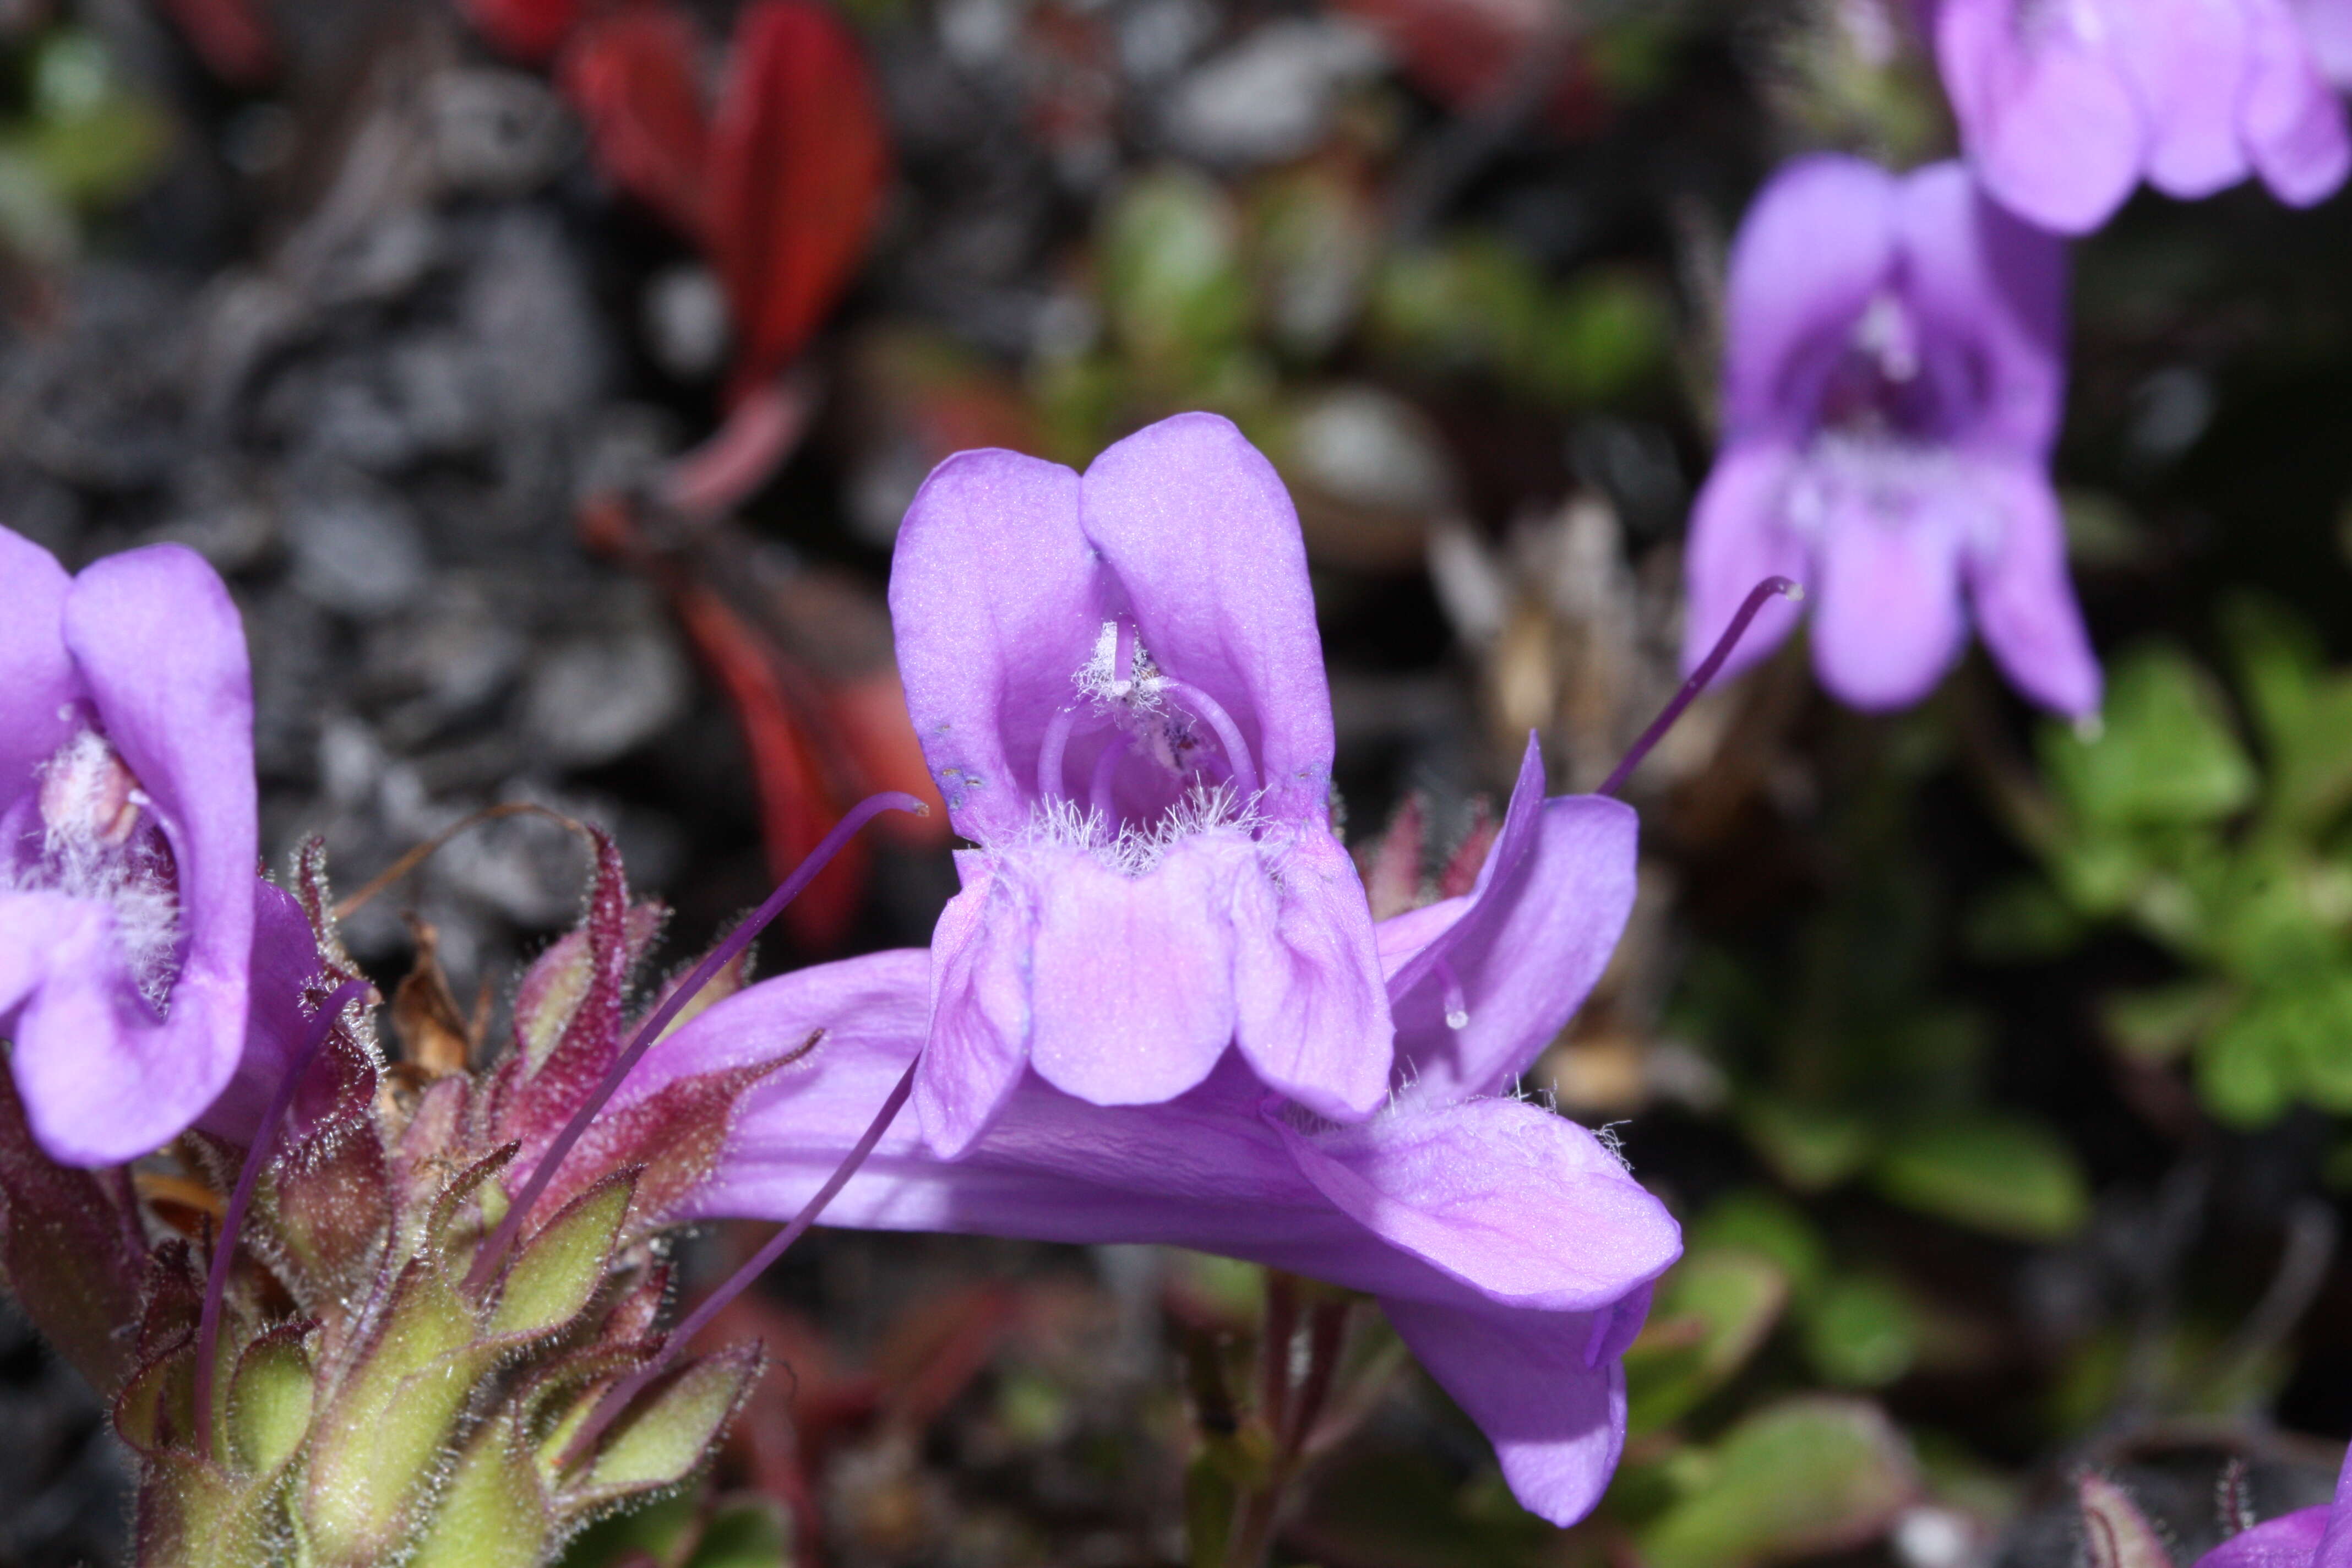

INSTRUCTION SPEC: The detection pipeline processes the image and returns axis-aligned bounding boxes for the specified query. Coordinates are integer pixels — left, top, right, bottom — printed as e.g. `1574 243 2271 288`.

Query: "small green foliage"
1799 1276 1919 1390
1871 1117 2089 1242
1625 1245 1790 1434
1637 1399 1918 1568
562 1345 761 1505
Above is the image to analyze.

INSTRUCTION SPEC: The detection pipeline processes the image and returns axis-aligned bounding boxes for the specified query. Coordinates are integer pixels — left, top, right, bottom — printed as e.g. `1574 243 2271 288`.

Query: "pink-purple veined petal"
2191 1506 2331 1568
0 527 77 798
47 545 257 1165
1077 413 1336 822
1381 1296 1632 1527
914 861 1035 1158
1027 836 1241 1108
1937 0 2146 233
1967 459 2102 717
1896 160 2069 459
2243 0 2352 205
195 879 328 1145
2108 0 2255 198
1807 460 1970 711
1718 156 1899 443
888 448 1101 842
1271 1094 1681 1313
1681 439 1808 681
1228 824 1392 1122
1384 736 1640 1103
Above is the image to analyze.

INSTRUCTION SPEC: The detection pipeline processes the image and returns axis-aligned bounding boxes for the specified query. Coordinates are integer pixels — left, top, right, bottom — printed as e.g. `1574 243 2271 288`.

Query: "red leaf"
558 4 714 241
706 0 892 388
669 584 867 948
1324 0 1604 135
458 0 584 63
154 0 277 84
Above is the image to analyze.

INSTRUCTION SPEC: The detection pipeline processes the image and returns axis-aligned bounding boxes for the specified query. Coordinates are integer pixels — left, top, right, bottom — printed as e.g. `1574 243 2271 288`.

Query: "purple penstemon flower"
622 734 1674 1526
891 412 1394 1155
1931 0 2352 234
0 526 286 1166
1682 154 2100 717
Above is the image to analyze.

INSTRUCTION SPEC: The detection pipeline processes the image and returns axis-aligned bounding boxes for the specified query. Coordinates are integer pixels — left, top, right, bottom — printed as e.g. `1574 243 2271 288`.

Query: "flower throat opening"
2 726 184 1011
1035 616 1261 834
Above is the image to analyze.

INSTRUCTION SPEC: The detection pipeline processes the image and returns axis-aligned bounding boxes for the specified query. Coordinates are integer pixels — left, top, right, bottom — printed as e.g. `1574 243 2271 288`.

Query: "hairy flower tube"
891 412 1395 1153
1932 0 2352 233
627 737 1679 1525
0 526 273 1166
1681 155 2100 718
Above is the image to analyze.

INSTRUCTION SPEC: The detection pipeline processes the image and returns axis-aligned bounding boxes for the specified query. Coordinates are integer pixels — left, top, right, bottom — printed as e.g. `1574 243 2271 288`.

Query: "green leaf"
408 1412 556 1568
1964 876 2089 961
1637 1398 1917 1568
687 1497 794 1568
2198 994 2301 1127
1625 1248 1790 1434
1739 1098 1877 1192
1872 1118 2090 1242
227 1323 315 1477
2042 647 2254 830
1687 1190 1830 1300
1798 1276 1918 1390
490 1169 636 1338
1099 168 1249 373
2100 982 2231 1063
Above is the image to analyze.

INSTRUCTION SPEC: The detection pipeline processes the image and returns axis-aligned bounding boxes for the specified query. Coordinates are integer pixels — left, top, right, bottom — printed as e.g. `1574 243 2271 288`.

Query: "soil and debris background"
11 1 2352 1565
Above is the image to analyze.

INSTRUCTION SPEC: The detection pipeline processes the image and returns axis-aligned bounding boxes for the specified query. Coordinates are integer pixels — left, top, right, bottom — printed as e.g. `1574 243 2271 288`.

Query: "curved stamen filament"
1036 704 1106 804
1600 576 1802 799
1435 957 1469 1031
1161 679 1260 800
1087 731 1135 819
195 977 373 1463
464 792 927 1294
558 1052 920 1472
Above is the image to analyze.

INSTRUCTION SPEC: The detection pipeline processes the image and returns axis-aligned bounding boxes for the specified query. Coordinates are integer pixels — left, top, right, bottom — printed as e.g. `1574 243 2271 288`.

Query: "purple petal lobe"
1382 1296 1630 1527
889 448 1099 841
2193 1508 2331 1568
1681 441 1807 682
2244 0 2352 205
1937 0 2146 233
1028 838 1239 1108
1385 737 1639 1102
914 868 1034 1157
0 528 76 797
1967 461 2101 717
1078 413 1335 821
1718 156 1897 443
2112 0 2253 198
1272 1095 1680 1312
1229 826 1392 1121
197 879 327 1145
1896 161 2068 458
1807 461 1968 711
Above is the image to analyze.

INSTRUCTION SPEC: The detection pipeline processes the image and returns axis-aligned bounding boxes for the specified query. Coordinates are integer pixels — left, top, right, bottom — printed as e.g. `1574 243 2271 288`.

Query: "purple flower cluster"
1683 155 2098 717
1934 0 2351 235
616 415 1681 1525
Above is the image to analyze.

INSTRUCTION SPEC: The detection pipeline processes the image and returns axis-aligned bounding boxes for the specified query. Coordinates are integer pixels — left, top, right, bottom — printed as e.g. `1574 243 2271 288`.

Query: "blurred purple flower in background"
890 412 1394 1155
636 737 1674 1526
0 527 265 1165
1683 155 2100 717
1932 0 2351 234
